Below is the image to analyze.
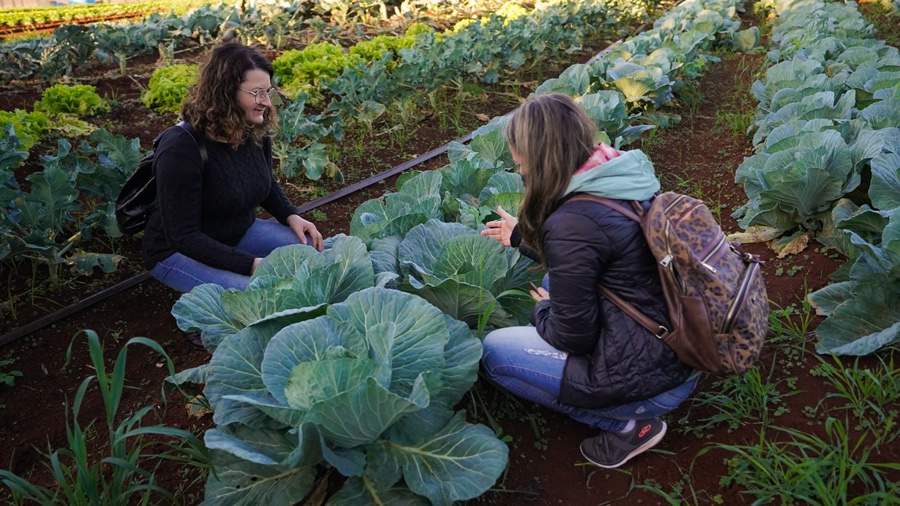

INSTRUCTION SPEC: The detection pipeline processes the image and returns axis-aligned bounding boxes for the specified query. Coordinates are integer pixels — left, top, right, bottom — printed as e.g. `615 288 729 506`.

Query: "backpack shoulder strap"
176 120 208 167
565 194 669 339
566 193 643 223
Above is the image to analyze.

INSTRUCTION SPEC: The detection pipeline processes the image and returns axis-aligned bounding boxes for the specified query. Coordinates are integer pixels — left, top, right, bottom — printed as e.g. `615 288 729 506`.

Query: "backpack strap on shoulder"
567 193 643 223
176 120 208 166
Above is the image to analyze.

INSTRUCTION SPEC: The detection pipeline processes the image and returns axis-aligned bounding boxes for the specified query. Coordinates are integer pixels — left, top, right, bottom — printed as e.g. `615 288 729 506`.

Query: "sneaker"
579 418 667 469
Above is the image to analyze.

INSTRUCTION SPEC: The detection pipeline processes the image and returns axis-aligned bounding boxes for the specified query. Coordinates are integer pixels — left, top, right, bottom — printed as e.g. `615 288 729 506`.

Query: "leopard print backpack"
572 192 768 374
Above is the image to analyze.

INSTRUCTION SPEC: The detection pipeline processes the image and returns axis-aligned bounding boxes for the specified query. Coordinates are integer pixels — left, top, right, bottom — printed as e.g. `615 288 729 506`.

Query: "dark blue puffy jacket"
515 194 691 408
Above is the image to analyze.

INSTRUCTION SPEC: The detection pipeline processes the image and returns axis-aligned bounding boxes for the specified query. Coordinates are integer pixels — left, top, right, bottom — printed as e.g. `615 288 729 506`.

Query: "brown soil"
2 11 896 506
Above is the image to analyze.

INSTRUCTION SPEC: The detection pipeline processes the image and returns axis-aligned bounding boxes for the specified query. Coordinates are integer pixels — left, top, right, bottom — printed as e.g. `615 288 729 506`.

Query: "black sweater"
142 126 297 275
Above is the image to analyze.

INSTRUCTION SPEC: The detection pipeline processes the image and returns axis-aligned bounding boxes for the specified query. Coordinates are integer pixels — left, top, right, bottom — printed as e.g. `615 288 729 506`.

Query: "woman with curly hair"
142 42 323 293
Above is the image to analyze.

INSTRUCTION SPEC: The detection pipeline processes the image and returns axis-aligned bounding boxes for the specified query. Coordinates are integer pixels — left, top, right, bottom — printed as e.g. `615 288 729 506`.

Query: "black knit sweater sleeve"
153 129 255 275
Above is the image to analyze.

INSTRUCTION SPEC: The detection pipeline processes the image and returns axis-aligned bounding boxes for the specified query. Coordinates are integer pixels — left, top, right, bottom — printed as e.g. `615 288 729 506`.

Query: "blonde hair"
505 93 596 265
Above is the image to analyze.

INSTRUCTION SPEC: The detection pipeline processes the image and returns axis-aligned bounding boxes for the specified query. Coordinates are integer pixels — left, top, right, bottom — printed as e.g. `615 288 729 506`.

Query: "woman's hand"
529 285 550 302
480 206 518 247
252 257 263 274
287 214 324 251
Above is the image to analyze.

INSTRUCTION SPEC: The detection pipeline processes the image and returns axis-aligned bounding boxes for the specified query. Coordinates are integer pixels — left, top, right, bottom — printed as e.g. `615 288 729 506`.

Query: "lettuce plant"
0 109 50 149
34 83 110 117
141 63 199 114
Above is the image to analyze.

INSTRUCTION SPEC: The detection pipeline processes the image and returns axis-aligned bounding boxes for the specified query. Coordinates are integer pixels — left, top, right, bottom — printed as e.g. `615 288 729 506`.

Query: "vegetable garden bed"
1 0 898 504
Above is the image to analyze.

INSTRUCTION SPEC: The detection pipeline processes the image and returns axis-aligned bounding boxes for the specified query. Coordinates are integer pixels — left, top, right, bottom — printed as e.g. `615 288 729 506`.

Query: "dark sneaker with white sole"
580 418 667 468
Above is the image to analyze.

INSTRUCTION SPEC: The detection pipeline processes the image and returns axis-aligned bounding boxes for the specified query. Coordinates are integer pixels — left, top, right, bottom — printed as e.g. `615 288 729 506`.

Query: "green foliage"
0 109 50 149
274 42 360 100
141 63 199 114
170 239 507 504
810 353 900 446
0 129 140 287
716 418 900 504
677 367 791 437
34 84 110 117
0 330 206 506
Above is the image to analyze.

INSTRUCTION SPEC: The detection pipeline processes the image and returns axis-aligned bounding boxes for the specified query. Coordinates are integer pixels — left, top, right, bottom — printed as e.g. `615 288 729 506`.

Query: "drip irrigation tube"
0 37 627 347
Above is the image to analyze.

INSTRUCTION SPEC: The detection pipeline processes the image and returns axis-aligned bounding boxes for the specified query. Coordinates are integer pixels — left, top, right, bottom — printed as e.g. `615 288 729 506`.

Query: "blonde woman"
480 93 698 468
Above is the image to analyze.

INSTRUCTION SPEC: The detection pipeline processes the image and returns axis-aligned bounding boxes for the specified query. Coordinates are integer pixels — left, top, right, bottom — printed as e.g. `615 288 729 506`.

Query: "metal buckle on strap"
656 326 670 339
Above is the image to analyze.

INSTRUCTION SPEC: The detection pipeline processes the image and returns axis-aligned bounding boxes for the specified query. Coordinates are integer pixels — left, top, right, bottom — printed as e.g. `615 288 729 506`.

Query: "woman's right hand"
252 257 263 274
480 206 518 247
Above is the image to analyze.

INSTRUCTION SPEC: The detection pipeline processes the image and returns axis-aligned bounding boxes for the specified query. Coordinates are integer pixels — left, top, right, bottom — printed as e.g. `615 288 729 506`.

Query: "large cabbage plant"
372 219 539 330
171 236 385 351
809 129 900 355
196 287 507 505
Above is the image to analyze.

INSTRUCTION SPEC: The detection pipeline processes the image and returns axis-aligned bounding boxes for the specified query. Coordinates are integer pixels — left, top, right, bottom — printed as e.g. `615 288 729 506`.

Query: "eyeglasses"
239 87 281 105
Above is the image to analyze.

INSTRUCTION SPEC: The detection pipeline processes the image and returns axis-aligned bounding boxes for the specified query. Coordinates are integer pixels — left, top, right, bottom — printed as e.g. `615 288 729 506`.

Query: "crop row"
0 0 652 289
163 0 753 503
0 0 527 83
732 0 900 355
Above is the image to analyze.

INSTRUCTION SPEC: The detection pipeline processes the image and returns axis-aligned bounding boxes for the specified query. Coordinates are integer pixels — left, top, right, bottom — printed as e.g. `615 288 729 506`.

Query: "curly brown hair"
182 42 277 146
506 93 596 266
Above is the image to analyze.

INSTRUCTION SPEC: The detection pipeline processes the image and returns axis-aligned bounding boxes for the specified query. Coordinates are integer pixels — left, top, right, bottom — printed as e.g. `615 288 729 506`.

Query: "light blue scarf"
563 148 660 200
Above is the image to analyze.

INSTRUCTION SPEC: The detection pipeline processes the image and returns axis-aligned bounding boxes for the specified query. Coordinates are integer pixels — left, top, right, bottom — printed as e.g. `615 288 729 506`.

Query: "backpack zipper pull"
660 255 673 268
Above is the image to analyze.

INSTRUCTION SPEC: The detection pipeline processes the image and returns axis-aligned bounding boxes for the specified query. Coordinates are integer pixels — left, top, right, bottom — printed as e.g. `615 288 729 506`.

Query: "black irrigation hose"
0 38 628 347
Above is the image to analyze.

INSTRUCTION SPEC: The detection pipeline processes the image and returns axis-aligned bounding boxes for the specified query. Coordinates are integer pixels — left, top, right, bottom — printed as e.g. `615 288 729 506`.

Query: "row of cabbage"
732 0 899 355
167 0 751 504
272 0 654 180
0 0 641 285
0 0 525 83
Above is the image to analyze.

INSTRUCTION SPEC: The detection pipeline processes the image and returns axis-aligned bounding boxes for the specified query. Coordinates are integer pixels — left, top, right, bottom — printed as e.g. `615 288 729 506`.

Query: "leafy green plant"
171 235 378 351
678 364 793 438
371 218 540 330
768 297 814 368
350 171 444 243
0 109 51 149
141 63 199 114
34 83 110 117
716 417 900 504
810 353 899 445
170 240 508 504
0 330 205 506
274 42 360 101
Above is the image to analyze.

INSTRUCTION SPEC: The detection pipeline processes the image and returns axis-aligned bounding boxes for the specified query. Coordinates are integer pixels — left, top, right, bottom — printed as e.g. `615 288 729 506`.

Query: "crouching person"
142 42 323 293
480 93 698 468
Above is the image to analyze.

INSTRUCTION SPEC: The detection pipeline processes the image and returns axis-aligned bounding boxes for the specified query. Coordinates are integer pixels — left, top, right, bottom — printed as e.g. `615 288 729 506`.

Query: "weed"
714 417 900 504
714 110 754 136
308 209 328 222
0 330 207 505
768 297 814 370
677 360 793 438
810 353 899 446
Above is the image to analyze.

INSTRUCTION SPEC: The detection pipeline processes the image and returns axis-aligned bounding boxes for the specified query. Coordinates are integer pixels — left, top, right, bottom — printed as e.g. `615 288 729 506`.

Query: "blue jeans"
481 326 699 431
150 218 302 292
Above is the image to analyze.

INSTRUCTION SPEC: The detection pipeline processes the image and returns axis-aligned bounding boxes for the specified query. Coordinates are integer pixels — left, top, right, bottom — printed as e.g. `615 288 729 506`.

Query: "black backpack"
115 121 207 235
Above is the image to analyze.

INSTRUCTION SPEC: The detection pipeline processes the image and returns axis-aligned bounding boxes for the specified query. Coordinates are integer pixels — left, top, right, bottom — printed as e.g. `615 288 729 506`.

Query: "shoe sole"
579 421 667 469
